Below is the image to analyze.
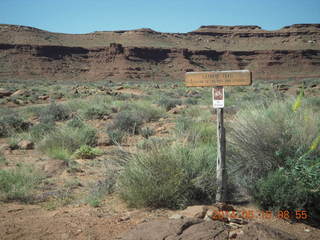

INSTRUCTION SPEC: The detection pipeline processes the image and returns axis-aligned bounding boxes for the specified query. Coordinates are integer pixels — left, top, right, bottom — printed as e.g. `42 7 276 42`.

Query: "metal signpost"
185 70 252 203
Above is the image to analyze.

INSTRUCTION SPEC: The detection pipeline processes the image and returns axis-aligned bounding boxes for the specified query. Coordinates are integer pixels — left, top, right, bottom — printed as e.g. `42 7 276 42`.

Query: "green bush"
80 106 111 120
0 165 43 202
120 101 165 122
66 116 85 129
112 111 144 134
228 99 320 188
39 124 97 160
107 128 125 145
253 155 320 220
139 127 155 139
157 98 182 111
184 98 198 105
0 152 7 165
117 143 217 209
0 112 30 137
229 97 320 220
39 102 70 122
73 145 102 159
175 116 216 145
29 122 56 142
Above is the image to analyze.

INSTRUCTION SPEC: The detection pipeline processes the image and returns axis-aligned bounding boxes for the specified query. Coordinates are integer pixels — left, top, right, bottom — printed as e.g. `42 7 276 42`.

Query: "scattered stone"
38 95 49 100
155 126 168 133
168 105 187 114
0 88 12 97
229 222 243 229
169 214 184 220
7 207 24 213
11 89 26 97
179 205 208 219
115 86 124 90
14 99 25 105
103 115 111 120
119 215 131 222
18 140 34 150
229 218 248 225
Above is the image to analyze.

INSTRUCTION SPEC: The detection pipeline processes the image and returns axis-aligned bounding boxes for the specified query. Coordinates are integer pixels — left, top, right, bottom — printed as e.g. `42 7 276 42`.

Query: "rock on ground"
238 222 298 240
116 218 298 240
115 218 229 240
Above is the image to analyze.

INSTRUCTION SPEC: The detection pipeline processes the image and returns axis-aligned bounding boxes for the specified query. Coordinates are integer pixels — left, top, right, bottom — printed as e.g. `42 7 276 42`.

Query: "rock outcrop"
0 24 319 81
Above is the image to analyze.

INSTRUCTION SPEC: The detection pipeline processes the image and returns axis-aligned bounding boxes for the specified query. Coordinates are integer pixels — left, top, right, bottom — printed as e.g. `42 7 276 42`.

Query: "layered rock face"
0 24 319 81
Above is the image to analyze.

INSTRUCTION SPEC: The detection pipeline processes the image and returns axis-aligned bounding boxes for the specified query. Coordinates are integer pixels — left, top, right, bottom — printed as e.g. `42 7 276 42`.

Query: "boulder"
238 222 297 240
179 205 208 219
38 95 49 100
168 105 187 114
116 218 229 240
18 140 34 150
11 89 26 97
0 88 12 97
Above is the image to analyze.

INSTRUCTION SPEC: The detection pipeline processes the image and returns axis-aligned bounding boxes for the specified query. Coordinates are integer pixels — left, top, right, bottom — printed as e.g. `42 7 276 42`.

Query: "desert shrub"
0 165 43 202
0 112 29 137
39 102 70 122
66 116 85 129
106 128 125 145
0 152 7 165
80 106 111 120
136 137 171 150
253 155 320 220
117 143 217 209
184 98 198 105
175 116 216 145
228 99 320 188
139 127 155 139
29 122 56 142
73 145 102 159
157 98 182 111
111 110 144 134
39 124 97 160
120 101 165 122
86 176 116 207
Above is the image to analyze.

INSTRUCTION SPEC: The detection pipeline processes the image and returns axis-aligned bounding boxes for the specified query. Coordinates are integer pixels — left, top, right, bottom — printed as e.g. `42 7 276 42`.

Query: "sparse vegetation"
0 78 320 234
0 165 43 202
107 128 126 145
39 123 97 160
117 143 217 209
0 111 29 137
157 97 182 111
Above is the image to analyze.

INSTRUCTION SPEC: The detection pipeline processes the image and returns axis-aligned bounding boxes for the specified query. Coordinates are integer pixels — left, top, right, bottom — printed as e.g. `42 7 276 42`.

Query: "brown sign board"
185 70 252 87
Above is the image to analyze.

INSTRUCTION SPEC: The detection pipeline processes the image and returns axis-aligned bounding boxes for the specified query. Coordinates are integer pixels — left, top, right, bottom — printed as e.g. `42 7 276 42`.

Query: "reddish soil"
1 201 319 240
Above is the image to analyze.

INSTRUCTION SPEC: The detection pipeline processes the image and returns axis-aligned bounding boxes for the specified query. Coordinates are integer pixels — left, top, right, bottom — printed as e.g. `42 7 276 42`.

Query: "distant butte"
0 24 319 81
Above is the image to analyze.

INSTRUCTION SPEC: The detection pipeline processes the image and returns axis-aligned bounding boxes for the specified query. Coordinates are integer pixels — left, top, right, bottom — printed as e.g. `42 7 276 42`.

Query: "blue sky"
0 0 319 33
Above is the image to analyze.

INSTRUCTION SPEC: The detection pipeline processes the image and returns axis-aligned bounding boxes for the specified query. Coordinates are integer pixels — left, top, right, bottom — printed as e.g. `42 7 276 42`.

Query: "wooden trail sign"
185 70 252 203
185 70 252 87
